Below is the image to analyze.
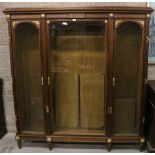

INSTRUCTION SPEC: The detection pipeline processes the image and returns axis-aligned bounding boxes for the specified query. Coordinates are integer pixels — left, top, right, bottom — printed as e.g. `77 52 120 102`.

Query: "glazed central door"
47 21 107 135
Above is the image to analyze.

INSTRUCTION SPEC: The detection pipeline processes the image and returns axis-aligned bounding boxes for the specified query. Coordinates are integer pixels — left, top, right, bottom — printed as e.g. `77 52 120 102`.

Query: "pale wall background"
0 2 155 132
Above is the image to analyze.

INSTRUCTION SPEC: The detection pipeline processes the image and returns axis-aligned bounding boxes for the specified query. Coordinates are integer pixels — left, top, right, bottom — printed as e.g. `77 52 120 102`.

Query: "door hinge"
48 77 50 85
9 36 11 43
46 105 49 113
108 106 112 114
15 115 18 121
142 117 145 123
145 78 147 85
41 77 44 85
112 77 115 86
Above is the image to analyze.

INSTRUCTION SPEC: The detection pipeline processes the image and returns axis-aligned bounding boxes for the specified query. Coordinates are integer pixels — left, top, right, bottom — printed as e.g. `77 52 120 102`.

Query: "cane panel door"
113 20 144 135
12 21 45 134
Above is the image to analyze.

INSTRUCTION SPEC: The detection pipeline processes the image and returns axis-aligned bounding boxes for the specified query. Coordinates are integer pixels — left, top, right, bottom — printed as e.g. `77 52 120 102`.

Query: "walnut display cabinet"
3 7 153 151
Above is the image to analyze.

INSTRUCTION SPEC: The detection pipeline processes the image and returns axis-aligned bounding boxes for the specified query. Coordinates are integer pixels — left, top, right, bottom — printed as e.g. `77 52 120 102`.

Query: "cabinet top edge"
3 6 154 15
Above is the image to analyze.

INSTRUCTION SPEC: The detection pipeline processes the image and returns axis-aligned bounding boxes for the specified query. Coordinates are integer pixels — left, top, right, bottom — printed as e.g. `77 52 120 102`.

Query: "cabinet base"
139 143 145 152
16 135 22 149
47 136 52 150
107 143 112 152
17 133 145 151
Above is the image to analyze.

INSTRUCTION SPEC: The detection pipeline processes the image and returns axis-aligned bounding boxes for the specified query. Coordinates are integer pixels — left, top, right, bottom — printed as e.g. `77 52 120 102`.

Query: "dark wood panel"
3 6 153 14
54 73 79 128
11 14 41 19
114 99 137 134
113 14 146 19
80 73 105 130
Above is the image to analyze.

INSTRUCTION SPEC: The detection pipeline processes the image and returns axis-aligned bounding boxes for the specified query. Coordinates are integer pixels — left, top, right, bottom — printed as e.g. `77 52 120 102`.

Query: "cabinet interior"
49 22 107 135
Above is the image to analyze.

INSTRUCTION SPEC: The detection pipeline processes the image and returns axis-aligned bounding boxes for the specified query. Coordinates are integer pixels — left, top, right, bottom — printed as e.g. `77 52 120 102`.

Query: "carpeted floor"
0 133 148 153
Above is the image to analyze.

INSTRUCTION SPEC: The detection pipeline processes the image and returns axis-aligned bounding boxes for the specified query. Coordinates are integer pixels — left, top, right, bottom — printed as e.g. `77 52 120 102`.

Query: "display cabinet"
3 6 153 151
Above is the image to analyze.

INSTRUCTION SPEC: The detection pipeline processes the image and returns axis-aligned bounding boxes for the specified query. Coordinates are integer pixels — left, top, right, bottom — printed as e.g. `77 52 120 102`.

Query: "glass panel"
15 23 44 133
49 21 106 135
114 22 142 135
54 73 79 128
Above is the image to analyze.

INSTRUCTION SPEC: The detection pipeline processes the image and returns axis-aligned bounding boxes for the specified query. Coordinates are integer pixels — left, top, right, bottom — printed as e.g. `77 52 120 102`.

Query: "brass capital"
109 13 113 17
140 138 145 143
47 136 52 142
6 15 10 19
15 135 20 140
107 138 112 143
41 14 45 18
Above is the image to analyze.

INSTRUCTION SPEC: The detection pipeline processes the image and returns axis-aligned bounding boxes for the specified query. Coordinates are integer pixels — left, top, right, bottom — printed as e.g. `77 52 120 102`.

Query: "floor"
0 133 148 153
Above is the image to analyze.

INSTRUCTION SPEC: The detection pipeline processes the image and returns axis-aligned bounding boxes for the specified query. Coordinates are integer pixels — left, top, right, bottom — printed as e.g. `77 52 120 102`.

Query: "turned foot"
47 137 52 150
16 135 22 149
48 141 52 150
140 143 145 152
140 138 145 152
107 143 112 152
107 138 112 152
